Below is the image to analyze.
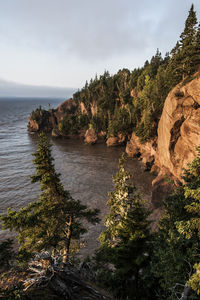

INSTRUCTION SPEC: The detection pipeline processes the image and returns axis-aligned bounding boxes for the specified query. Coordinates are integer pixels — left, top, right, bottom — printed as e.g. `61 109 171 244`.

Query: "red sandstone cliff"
28 76 200 187
154 76 200 180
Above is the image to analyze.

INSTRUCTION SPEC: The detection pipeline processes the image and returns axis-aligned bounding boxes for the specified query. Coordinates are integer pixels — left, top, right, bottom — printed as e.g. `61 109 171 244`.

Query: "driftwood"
171 282 192 300
180 284 191 300
49 270 108 299
23 252 111 300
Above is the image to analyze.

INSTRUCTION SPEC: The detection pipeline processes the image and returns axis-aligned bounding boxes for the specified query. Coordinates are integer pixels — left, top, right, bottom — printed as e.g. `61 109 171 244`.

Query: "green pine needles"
1 133 99 264
95 154 154 299
153 146 200 299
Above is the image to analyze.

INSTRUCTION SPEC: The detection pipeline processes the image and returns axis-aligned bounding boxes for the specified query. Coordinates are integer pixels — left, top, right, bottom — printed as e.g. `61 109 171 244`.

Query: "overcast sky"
0 0 200 96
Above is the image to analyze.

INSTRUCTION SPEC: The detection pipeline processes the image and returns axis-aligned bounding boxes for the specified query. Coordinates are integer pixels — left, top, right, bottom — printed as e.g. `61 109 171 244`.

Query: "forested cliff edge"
2 5 200 299
28 4 200 201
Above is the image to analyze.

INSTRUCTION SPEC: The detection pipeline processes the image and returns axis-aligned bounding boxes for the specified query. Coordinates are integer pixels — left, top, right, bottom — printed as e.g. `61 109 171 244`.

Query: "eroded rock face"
57 98 77 113
155 76 200 180
126 132 156 167
91 102 98 116
27 117 39 132
27 110 53 133
80 102 88 115
84 128 98 144
106 136 119 147
106 134 126 147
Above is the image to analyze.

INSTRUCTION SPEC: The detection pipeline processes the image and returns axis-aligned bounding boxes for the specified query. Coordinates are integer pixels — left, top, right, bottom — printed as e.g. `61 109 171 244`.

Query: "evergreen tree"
0 239 15 268
193 22 200 73
95 154 154 299
180 4 197 47
1 133 99 263
175 147 200 296
153 147 200 299
152 190 198 299
177 4 198 79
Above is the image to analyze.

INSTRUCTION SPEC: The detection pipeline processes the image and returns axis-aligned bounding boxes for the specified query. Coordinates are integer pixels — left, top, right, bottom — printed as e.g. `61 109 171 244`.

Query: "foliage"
188 263 200 295
30 5 200 143
152 190 198 299
0 239 15 268
58 114 89 135
1 133 99 263
95 154 154 299
0 284 24 300
153 146 200 299
30 106 51 130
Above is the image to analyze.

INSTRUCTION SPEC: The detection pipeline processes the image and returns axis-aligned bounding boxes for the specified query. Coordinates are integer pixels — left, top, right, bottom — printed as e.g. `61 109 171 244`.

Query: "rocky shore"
28 76 200 208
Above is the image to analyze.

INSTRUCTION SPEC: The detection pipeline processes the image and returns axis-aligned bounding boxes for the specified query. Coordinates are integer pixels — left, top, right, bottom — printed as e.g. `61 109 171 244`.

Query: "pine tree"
193 22 200 73
0 239 15 268
167 5 198 85
180 4 197 47
153 147 200 299
175 146 200 296
152 190 198 299
95 154 154 299
1 133 99 263
178 4 198 79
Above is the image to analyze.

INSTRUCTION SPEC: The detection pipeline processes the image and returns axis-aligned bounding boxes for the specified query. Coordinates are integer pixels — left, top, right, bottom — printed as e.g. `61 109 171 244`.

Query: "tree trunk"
180 283 191 300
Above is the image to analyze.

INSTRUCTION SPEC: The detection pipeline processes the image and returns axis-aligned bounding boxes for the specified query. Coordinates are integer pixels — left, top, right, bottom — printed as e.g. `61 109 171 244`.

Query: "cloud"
1 0 199 62
0 0 200 88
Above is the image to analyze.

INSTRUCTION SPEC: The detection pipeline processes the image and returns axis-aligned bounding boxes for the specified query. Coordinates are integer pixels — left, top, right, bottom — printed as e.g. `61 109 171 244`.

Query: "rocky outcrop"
149 76 200 208
80 102 88 115
126 132 156 169
91 102 98 116
57 98 77 113
28 99 76 134
126 76 200 180
28 75 200 186
27 109 54 133
130 87 138 98
54 99 77 123
106 136 119 147
84 129 98 144
106 133 126 147
28 98 97 136
27 117 39 132
155 76 200 181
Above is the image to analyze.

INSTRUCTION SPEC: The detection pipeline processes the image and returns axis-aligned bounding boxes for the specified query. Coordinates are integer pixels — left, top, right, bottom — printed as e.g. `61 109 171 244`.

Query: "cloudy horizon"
0 0 200 96
0 78 75 98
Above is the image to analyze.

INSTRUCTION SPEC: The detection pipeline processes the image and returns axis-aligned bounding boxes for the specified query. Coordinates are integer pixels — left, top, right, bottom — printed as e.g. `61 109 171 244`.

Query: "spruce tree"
152 190 198 299
95 154 153 299
177 4 198 79
175 147 200 296
1 133 99 263
153 147 200 299
0 239 15 268
193 22 200 73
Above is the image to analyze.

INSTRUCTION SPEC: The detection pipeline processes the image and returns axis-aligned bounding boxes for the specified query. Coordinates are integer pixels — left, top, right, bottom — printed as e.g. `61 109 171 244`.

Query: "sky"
0 0 200 97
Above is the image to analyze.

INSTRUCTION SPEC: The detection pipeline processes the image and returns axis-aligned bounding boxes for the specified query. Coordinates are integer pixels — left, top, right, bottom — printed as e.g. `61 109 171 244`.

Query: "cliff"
125 76 200 207
28 99 78 136
126 75 200 179
28 75 200 175
28 75 200 207
155 75 200 180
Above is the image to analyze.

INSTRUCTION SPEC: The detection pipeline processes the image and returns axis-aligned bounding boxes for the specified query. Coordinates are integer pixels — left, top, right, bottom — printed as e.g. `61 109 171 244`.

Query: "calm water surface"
0 98 154 255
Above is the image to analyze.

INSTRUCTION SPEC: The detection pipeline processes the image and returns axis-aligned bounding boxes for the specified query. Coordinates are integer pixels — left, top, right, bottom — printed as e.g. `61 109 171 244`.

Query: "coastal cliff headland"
28 74 200 208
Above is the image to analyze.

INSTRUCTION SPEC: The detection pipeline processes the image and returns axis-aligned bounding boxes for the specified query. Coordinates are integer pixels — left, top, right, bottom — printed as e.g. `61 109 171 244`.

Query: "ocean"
0 97 154 255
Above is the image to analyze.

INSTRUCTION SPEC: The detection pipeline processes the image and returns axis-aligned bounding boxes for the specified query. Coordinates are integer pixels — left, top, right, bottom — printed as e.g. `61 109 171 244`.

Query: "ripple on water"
0 98 155 254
